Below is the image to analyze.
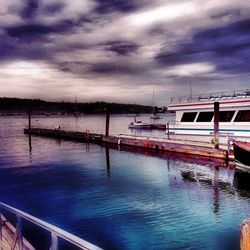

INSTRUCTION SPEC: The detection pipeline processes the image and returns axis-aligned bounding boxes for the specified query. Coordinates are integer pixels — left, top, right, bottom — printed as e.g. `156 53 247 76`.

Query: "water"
0 115 250 249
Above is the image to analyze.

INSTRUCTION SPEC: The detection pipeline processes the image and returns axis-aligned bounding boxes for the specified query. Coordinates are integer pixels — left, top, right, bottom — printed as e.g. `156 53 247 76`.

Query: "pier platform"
24 128 231 161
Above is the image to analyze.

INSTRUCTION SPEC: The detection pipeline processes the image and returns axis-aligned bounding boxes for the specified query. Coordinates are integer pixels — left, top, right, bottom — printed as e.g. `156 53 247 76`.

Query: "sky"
0 0 250 106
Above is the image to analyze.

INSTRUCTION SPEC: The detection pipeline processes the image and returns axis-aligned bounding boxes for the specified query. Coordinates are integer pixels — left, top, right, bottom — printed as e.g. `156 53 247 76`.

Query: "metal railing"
0 202 103 250
170 89 250 104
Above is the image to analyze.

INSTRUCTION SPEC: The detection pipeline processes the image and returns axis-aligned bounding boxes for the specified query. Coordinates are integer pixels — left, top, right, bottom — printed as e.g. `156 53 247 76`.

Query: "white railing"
170 89 250 104
0 202 103 250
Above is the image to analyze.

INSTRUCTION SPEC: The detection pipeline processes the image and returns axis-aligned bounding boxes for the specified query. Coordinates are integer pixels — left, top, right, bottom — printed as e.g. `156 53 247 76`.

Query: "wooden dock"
24 128 230 161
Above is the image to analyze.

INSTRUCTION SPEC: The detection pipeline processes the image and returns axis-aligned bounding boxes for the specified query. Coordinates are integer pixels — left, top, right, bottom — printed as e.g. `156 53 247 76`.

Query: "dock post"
214 102 219 149
105 110 110 137
167 122 170 139
240 218 250 250
0 214 2 241
28 110 31 130
50 232 58 250
17 215 23 250
227 137 231 163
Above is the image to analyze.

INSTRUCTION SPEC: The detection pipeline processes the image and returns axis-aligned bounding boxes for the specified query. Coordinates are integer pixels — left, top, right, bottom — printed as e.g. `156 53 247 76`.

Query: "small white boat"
128 121 151 129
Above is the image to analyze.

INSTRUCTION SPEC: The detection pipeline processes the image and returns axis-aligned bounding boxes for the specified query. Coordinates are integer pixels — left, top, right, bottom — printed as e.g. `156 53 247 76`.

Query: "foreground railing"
0 202 103 250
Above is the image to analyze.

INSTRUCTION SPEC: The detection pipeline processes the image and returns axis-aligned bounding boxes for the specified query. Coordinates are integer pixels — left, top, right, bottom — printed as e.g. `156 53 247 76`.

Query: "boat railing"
0 202 102 250
170 89 250 104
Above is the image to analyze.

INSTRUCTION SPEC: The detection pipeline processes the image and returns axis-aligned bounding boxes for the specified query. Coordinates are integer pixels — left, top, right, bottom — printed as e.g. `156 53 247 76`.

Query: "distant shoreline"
0 97 168 115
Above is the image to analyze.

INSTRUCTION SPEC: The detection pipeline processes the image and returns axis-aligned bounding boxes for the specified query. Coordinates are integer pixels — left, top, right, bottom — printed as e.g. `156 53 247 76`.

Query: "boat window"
219 111 235 122
181 112 197 122
196 112 213 122
234 110 250 122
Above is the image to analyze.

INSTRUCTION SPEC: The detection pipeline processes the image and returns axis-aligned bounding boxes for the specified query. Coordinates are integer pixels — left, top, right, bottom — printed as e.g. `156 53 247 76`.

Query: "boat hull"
128 124 151 129
233 141 250 169
168 123 250 137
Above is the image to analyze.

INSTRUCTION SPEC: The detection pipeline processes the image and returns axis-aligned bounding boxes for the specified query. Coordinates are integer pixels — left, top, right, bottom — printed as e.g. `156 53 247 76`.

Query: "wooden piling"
167 122 170 139
105 111 110 137
240 218 250 250
214 102 219 149
28 110 31 130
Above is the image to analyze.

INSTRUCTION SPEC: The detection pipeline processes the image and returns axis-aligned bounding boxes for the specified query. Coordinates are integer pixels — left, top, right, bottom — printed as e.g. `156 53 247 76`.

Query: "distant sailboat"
74 95 81 117
150 91 162 120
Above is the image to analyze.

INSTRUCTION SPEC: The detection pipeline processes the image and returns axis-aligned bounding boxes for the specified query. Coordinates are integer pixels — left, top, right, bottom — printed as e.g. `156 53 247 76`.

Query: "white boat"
167 89 250 143
128 120 151 129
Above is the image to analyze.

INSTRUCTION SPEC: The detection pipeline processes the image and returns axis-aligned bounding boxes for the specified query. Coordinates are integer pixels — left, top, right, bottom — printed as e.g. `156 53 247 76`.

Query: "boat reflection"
106 147 111 178
233 169 250 192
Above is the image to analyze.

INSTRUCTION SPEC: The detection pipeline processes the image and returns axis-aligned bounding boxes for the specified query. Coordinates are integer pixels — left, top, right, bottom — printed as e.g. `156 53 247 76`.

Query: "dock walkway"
24 128 230 161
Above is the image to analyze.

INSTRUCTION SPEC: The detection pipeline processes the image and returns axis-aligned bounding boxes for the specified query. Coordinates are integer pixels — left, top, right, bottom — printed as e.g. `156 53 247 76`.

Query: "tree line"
0 97 154 114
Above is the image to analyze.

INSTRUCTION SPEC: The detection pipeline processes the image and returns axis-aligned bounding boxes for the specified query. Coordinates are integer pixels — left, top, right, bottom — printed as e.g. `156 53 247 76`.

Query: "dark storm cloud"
94 0 145 14
90 61 143 75
156 19 250 74
6 24 54 38
0 34 52 61
103 41 139 56
43 2 65 15
6 19 80 39
0 0 96 64
20 0 39 19
0 24 71 62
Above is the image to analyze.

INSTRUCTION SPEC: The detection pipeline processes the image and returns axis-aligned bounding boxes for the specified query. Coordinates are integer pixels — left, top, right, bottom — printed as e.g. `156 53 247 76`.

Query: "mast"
75 95 78 112
189 80 192 100
152 91 155 114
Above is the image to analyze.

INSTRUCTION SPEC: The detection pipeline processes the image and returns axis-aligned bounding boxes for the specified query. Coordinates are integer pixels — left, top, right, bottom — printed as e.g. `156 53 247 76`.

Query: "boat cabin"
167 89 250 139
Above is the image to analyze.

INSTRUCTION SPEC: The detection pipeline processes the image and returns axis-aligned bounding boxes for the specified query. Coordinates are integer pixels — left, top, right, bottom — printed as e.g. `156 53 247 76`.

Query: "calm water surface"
0 115 250 249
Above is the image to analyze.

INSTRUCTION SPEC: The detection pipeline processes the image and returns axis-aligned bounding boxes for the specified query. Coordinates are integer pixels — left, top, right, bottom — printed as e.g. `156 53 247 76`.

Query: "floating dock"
24 128 231 161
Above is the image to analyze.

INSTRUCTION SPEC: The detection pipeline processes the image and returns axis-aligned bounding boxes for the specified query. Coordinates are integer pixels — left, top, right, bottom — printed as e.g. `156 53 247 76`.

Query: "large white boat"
167 89 250 144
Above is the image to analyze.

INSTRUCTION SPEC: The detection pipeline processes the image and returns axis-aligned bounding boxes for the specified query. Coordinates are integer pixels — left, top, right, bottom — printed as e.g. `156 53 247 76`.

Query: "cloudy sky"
0 0 250 106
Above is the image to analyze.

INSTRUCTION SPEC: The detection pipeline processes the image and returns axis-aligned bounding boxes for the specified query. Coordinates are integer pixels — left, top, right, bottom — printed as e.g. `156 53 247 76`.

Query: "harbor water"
0 114 250 249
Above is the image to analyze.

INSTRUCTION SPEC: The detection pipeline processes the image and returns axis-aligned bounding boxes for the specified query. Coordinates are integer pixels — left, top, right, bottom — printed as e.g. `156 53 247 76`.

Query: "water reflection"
28 134 32 154
212 167 220 215
85 143 90 152
181 167 221 215
110 143 228 168
234 170 250 192
105 147 111 178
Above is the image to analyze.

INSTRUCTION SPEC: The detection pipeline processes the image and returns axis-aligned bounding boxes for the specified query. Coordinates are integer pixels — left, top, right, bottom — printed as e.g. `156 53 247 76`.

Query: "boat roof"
168 89 250 111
